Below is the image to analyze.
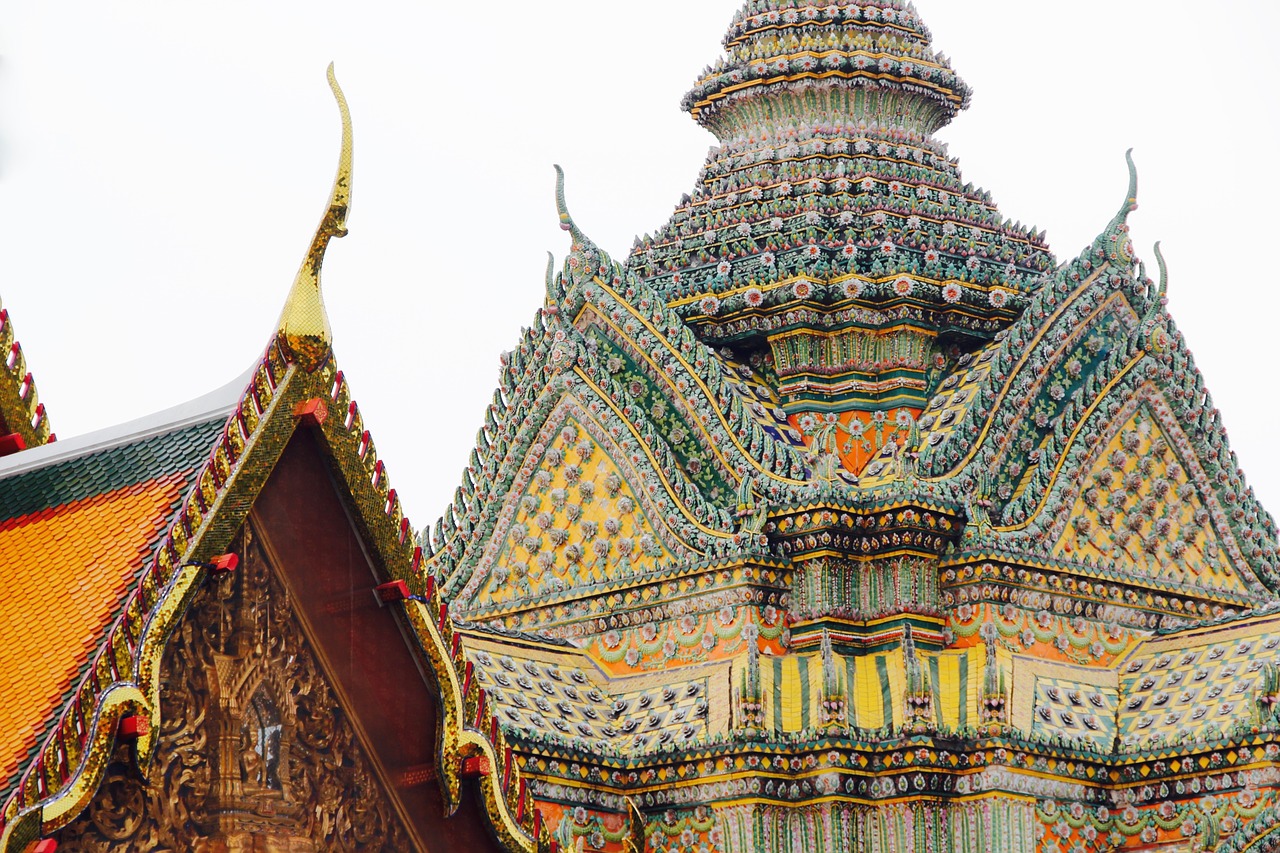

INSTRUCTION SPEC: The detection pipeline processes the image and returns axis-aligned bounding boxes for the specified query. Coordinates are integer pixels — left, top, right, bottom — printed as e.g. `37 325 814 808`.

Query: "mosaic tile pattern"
468 417 674 610
470 647 710 756
1029 676 1118 752
1052 406 1242 594
1118 625 1280 748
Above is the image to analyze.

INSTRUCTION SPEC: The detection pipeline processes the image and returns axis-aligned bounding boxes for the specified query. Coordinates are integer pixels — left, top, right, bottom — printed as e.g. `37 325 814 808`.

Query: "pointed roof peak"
277 63 352 373
1115 147 1139 223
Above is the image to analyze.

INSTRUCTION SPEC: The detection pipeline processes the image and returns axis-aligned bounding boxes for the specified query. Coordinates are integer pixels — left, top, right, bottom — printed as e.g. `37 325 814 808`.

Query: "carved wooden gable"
55 523 414 852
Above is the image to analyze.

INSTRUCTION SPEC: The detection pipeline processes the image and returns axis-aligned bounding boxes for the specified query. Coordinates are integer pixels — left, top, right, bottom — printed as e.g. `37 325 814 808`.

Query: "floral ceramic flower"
744 287 764 307
794 279 814 298
843 279 864 298
761 251 776 267
699 295 721 316
716 260 732 277
942 282 963 303
989 288 1010 308
893 276 913 296
880 240 896 255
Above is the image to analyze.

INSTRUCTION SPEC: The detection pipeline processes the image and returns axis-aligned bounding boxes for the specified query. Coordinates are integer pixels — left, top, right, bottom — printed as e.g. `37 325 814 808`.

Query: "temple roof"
915 168 1280 608
0 380 237 792
627 0 1054 342
0 70 541 853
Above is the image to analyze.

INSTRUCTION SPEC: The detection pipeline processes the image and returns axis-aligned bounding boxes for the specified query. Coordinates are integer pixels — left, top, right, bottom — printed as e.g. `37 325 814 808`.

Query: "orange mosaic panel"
0 476 183 785
788 407 922 476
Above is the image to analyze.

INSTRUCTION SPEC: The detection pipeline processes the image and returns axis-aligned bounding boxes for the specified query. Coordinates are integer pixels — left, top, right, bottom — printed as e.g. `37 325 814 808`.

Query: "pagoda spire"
277 63 352 373
685 0 972 138
627 0 1055 418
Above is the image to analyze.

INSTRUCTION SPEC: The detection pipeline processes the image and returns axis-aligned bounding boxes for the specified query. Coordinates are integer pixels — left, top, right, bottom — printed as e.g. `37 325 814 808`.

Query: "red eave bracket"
292 398 329 428
210 554 239 573
0 432 26 457
459 755 491 779
374 580 410 605
118 714 151 740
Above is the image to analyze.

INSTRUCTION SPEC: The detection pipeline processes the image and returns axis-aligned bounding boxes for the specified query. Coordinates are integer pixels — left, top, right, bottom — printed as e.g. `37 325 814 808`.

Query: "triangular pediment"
1048 391 1252 598
459 401 687 614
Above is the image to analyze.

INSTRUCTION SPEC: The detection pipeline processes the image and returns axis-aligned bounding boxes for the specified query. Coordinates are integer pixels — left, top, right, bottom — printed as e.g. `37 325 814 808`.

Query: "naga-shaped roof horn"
277 63 352 372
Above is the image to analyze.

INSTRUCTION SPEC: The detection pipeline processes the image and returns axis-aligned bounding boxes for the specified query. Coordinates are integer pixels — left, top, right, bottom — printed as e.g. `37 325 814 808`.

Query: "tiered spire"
628 0 1054 412
685 0 970 134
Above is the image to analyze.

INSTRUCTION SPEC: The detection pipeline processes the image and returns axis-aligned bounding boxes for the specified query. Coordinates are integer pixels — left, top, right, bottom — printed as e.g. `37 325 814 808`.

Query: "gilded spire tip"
278 63 353 372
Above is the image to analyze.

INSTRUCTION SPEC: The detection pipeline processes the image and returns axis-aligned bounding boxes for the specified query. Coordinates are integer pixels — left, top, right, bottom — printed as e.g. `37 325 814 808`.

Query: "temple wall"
713 798 1037 853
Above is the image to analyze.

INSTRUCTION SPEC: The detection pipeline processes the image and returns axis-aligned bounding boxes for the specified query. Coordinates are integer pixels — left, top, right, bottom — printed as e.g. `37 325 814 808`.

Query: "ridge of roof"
0 366 252 482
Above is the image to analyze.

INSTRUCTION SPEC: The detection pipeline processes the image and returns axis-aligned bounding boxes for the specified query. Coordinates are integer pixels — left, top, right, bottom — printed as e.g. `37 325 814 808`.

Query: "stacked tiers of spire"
628 1 1055 411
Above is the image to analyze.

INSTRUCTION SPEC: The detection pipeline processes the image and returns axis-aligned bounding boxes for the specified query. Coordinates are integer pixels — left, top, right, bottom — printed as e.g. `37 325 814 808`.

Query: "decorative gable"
1051 397 1247 597
463 409 678 612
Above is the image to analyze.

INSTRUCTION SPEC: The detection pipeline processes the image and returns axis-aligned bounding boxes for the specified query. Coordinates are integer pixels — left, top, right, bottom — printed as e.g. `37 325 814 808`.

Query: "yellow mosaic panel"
1051 406 1244 596
1030 675 1118 751
468 644 711 755
1117 623 1280 747
914 344 995 456
475 417 671 607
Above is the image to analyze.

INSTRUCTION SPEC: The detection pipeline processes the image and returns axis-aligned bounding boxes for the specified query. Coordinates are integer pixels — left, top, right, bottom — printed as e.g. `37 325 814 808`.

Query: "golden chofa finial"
277 62 352 372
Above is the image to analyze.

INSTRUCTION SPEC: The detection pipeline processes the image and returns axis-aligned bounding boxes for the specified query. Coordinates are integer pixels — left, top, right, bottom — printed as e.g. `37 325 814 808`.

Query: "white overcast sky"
2 1 1278 528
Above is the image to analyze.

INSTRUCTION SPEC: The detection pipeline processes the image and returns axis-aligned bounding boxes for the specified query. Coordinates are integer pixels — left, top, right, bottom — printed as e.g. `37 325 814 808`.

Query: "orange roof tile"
0 479 181 786
0 411 227 792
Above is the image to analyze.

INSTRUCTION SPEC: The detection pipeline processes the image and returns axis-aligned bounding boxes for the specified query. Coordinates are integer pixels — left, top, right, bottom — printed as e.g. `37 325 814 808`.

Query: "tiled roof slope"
0 411 228 791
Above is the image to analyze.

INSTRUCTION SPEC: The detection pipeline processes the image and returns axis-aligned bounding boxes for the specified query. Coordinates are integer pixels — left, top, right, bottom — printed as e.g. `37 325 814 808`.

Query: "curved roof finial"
554 164 585 247
1116 148 1139 222
278 62 352 372
1152 241 1169 303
